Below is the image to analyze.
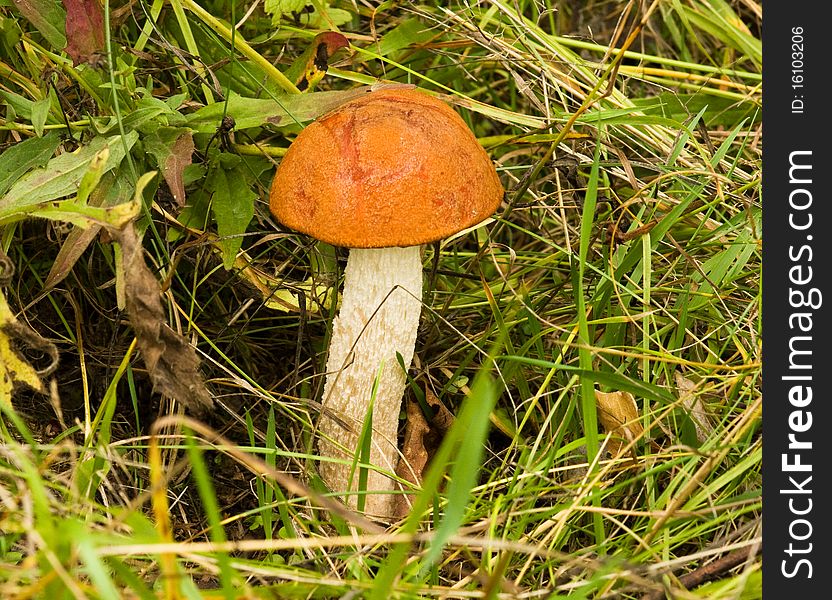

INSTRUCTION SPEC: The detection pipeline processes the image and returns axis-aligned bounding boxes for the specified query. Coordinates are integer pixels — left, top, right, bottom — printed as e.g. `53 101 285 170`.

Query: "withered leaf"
43 171 131 291
394 398 430 511
145 128 194 207
1 256 58 402
44 225 99 291
116 224 212 413
163 132 194 207
63 0 104 65
594 389 644 457
674 371 714 444
392 387 454 519
1 319 47 401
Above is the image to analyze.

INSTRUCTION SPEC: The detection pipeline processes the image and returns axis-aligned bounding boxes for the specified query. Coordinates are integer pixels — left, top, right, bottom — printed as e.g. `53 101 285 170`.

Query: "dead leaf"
63 0 105 65
44 225 100 291
393 398 430 515
115 223 212 413
1 254 58 404
144 129 195 208
594 389 644 457
144 127 194 208
674 371 715 444
162 132 194 207
43 171 130 291
392 387 454 519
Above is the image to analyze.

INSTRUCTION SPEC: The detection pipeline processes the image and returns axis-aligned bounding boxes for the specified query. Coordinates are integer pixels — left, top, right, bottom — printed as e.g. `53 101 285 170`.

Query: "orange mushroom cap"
269 88 504 248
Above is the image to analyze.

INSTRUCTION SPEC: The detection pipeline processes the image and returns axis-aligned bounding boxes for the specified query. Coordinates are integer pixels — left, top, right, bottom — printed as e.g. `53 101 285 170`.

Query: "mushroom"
269 87 503 520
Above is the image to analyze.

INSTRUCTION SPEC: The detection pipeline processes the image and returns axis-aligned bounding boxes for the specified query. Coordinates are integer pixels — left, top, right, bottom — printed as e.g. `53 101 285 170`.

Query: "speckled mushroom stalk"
318 247 422 517
270 88 503 520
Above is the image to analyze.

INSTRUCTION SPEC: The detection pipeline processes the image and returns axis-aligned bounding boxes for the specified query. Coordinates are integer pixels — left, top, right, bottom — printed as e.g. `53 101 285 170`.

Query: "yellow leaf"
0 292 48 404
594 389 644 456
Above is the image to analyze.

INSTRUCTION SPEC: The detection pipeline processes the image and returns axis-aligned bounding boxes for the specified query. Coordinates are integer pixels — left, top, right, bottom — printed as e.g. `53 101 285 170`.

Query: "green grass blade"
575 132 603 545
184 428 240 598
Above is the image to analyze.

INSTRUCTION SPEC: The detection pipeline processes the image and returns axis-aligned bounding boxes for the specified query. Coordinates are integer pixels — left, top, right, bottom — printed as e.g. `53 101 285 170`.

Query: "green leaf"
30 97 51 137
630 93 760 128
120 102 172 131
302 7 353 27
264 0 310 23
167 186 210 244
351 377 377 514
421 373 497 570
678 3 761 66
371 362 499 596
262 0 352 27
375 18 436 57
165 93 188 110
0 132 138 221
0 132 61 197
77 537 122 599
185 88 373 133
104 557 157 600
678 410 701 448
184 430 238 594
0 90 35 119
500 357 676 405
76 147 110 205
11 0 67 51
574 133 604 545
691 568 761 599
208 154 256 269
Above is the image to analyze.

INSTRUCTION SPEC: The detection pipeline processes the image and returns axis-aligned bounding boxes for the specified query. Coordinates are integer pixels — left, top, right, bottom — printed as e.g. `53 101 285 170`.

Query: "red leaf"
63 0 105 65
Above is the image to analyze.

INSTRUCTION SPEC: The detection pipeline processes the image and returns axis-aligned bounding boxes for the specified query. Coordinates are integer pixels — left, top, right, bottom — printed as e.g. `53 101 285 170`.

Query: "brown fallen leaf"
116 224 212 413
674 371 715 444
594 389 644 457
392 386 455 519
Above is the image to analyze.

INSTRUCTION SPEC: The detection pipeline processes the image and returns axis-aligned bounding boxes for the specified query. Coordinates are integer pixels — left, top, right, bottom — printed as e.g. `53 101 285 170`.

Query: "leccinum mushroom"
269 88 503 519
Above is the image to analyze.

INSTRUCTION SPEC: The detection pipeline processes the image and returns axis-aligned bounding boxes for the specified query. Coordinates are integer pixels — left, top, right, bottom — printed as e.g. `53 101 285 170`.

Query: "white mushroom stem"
317 246 423 519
